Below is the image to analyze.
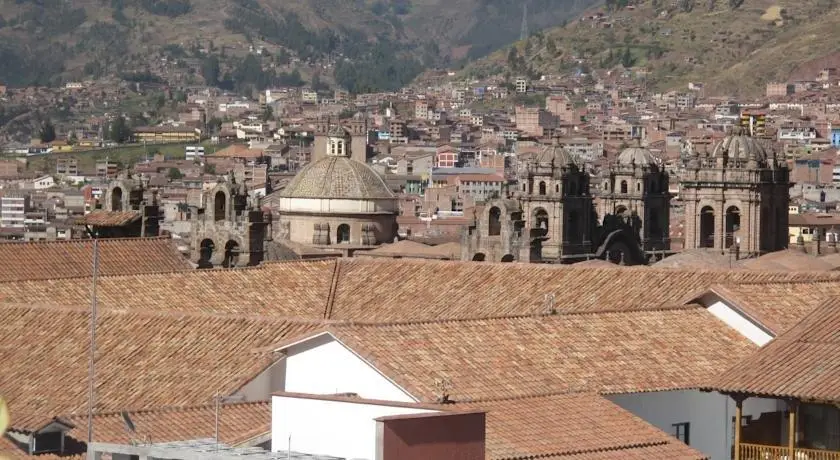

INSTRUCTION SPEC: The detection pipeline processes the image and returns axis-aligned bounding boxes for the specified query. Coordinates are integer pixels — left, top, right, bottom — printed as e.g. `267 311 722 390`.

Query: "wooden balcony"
740 443 840 460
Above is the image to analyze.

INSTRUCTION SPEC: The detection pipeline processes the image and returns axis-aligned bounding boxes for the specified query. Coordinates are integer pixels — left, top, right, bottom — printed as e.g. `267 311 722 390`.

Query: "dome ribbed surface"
280 156 395 199
712 131 770 167
617 147 659 166
535 143 577 167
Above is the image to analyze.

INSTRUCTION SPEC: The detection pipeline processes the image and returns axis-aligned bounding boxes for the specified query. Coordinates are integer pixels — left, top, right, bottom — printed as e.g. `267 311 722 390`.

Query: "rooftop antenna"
520 1 529 42
544 293 556 314
86 239 100 445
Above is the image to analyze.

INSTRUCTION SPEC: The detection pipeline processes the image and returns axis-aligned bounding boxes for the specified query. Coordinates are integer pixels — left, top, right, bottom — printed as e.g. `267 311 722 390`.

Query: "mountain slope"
463 0 840 96
0 0 596 89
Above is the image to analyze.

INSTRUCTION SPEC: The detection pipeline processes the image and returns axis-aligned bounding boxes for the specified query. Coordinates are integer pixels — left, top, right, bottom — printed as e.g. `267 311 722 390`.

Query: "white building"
31 175 55 190
0 192 28 228
185 145 206 161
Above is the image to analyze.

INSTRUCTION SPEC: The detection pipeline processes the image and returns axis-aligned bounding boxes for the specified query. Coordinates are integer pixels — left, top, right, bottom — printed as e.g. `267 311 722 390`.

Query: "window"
673 422 690 445
620 180 628 194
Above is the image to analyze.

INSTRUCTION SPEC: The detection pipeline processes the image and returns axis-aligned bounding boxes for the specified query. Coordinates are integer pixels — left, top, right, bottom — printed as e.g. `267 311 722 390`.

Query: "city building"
0 192 28 228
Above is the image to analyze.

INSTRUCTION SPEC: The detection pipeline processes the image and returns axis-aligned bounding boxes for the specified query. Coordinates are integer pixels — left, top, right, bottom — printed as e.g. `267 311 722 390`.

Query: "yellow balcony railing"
740 443 840 460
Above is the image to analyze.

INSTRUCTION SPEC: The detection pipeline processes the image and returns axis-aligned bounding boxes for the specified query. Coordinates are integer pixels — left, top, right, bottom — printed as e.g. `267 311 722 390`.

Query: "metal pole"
214 394 220 450
86 238 100 444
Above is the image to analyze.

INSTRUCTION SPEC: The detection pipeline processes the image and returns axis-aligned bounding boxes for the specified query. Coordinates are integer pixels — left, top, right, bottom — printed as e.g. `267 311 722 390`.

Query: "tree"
261 105 273 122
167 167 184 180
621 47 635 68
39 120 56 143
202 55 220 85
68 132 78 145
109 116 133 143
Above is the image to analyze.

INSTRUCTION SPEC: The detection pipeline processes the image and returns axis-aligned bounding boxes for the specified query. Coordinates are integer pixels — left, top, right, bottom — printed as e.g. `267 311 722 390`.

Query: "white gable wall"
608 390 782 460
282 333 416 402
706 300 774 346
271 395 436 459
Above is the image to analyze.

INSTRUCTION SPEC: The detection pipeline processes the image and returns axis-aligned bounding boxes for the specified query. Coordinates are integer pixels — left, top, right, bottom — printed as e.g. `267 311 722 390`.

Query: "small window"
673 422 690 445
620 180 628 194
636 182 641 192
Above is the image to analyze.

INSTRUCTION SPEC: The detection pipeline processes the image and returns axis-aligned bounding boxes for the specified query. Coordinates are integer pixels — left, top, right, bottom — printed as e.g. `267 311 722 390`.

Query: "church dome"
280 156 395 200
617 146 659 167
711 127 770 167
534 142 577 167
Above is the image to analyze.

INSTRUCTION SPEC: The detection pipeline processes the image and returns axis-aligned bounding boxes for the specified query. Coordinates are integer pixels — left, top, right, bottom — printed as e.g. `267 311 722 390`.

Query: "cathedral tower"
680 127 789 255
599 146 671 256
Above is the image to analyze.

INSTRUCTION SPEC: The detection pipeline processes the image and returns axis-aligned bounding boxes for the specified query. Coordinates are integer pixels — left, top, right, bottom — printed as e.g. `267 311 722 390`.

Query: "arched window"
198 239 215 267
522 183 526 192
620 180 628 194
222 240 239 268
539 181 547 195
603 181 609 192
636 182 641 192
111 187 123 212
501 254 515 262
555 184 560 193
725 206 741 248
336 224 351 243
488 207 502 236
472 253 486 261
700 206 715 248
214 191 227 221
534 208 549 235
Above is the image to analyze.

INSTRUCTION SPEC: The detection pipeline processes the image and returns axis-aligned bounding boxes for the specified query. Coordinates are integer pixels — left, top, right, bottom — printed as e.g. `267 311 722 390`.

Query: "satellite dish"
0 397 9 436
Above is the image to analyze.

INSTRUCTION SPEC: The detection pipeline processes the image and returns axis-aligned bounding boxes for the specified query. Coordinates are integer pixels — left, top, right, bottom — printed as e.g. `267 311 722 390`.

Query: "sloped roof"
706 279 840 334
0 261 336 317
740 249 836 271
325 258 840 322
0 237 190 281
710 296 840 402
0 258 836 322
77 211 140 227
0 303 320 431
469 393 707 459
288 307 755 401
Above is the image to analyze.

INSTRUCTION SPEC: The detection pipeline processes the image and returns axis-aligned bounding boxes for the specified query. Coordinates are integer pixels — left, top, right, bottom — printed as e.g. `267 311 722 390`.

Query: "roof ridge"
323 259 341 319
0 236 171 246
0 262 270 284
329 304 700 328
716 276 840 288
494 441 684 460
65 400 271 420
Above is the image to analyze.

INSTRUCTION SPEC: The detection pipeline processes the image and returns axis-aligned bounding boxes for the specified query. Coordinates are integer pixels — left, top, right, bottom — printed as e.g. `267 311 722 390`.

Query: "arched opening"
615 205 628 217
488 207 501 236
336 223 351 243
222 240 240 268
725 206 741 248
472 253 486 261
522 183 526 192
636 182 641 192
555 184 560 193
501 254 515 262
538 181 547 195
198 239 215 269
214 191 226 222
111 187 123 212
534 208 549 237
620 180 628 194
700 206 715 248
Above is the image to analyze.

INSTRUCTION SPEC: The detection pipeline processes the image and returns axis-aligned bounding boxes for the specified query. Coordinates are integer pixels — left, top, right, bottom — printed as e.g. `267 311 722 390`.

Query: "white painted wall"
608 390 781 460
707 300 775 346
271 396 436 459
283 334 416 403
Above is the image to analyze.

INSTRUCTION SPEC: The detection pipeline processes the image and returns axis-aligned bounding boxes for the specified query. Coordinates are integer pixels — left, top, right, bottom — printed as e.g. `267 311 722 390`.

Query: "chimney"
796 234 807 253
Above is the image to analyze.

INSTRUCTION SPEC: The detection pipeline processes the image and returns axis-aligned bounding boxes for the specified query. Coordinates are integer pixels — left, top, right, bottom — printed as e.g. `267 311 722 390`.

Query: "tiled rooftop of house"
0 303 321 431
286 307 755 401
0 237 191 281
710 296 840 402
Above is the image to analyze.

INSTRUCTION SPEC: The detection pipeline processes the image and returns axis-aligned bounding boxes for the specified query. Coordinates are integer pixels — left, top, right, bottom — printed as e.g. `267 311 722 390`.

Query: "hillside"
0 0 595 91
463 0 840 96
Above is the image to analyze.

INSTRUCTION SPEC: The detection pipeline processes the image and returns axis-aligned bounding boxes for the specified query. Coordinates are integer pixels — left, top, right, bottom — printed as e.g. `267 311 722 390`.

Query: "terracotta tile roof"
0 260 335 317
64 401 270 447
360 240 460 260
297 307 756 401
0 303 320 432
77 211 140 227
466 394 707 459
707 279 840 334
326 258 840 322
0 237 191 281
740 249 837 271
710 296 840 402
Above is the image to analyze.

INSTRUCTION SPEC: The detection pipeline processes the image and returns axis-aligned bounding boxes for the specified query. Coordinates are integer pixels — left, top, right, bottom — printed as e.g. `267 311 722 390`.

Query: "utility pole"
86 239 100 444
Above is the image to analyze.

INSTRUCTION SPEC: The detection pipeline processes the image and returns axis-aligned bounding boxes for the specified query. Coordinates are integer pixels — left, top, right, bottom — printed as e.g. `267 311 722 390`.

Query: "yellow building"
740 111 766 137
788 212 840 243
134 126 200 143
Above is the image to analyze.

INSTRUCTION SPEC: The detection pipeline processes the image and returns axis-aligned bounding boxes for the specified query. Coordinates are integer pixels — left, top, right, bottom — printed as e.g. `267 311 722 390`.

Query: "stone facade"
191 176 268 268
599 147 671 255
681 128 790 255
462 143 668 265
101 174 161 237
